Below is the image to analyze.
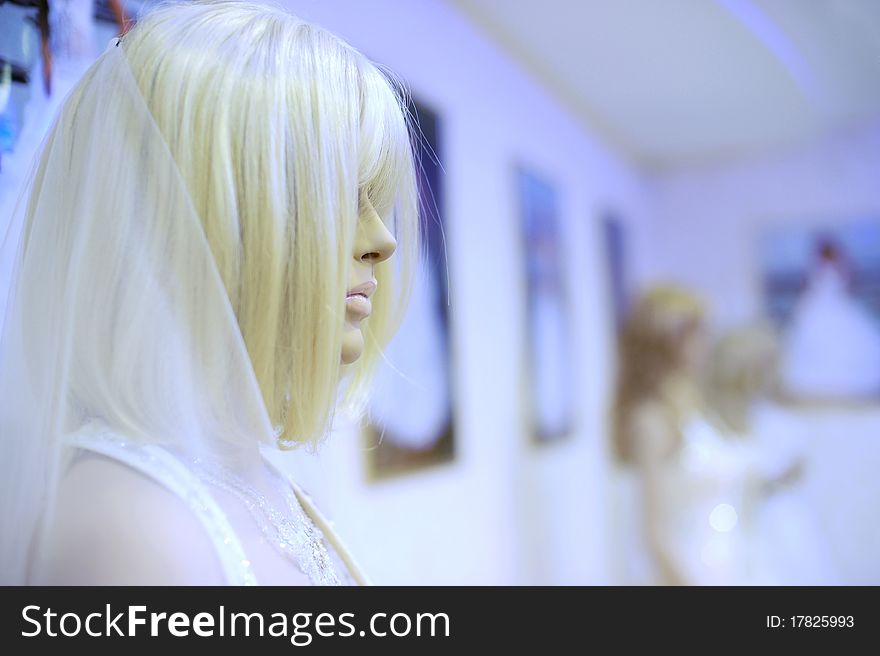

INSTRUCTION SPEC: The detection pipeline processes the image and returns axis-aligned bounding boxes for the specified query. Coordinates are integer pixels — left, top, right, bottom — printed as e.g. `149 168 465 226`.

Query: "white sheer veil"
0 37 276 584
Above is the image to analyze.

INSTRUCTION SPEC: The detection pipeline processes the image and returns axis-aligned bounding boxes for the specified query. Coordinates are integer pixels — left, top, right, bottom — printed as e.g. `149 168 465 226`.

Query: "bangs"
357 62 415 222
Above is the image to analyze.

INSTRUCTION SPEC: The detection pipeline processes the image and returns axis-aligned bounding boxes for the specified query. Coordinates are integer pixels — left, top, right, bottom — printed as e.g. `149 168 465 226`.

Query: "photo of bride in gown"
764 225 880 402
0 0 420 585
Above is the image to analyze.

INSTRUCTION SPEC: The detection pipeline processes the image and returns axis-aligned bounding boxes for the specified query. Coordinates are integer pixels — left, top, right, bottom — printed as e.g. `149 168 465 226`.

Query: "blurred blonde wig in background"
706 323 781 435
611 285 706 464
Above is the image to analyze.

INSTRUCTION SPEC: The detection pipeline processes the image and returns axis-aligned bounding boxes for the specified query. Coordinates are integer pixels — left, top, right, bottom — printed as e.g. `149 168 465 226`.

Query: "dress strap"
65 427 258 586
263 459 373 586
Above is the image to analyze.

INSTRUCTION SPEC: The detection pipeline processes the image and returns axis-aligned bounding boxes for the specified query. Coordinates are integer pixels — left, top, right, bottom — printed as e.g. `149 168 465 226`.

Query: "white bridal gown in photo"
781 262 880 399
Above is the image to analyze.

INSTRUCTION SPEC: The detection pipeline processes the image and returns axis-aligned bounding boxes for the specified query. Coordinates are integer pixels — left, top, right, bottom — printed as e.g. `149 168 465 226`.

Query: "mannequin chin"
341 319 365 364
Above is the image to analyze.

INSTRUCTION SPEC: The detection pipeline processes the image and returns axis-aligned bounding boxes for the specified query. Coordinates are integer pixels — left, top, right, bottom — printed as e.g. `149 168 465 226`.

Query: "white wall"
267 0 651 585
636 119 880 328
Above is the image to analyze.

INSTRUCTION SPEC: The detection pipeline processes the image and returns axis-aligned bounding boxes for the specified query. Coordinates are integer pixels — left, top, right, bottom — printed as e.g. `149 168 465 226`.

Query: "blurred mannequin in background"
708 325 839 584
707 323 780 436
612 287 775 585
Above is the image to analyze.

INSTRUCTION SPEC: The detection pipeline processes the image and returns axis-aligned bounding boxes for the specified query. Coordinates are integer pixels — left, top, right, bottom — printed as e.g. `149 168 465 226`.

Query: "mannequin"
612 287 773 585
0 1 419 585
708 325 839 584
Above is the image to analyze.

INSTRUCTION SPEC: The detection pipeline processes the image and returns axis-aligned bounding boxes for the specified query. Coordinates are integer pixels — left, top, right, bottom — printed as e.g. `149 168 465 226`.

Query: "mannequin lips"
346 280 376 319
345 294 371 318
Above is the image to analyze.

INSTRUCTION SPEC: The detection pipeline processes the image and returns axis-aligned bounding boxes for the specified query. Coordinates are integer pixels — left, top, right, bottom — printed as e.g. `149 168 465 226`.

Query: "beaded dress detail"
65 423 361 586
188 455 342 585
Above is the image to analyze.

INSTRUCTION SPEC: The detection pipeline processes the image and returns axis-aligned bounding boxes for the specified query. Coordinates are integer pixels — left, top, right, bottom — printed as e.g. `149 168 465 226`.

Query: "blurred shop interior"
1 0 879 584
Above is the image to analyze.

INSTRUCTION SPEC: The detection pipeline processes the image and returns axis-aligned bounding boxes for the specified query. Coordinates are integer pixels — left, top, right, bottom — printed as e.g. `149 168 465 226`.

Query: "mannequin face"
341 195 397 364
680 324 708 377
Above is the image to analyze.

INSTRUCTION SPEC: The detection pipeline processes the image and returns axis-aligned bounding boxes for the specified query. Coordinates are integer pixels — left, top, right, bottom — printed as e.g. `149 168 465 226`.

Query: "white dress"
747 402 840 585
647 416 771 585
781 262 880 399
63 423 370 586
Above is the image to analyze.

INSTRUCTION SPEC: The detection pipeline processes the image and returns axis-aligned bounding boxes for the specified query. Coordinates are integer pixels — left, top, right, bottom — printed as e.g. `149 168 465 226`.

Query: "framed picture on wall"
761 218 880 402
364 98 454 480
517 166 574 443
600 212 629 333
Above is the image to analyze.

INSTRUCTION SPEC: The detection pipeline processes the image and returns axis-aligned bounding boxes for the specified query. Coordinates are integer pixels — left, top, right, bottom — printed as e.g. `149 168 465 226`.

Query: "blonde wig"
119 1 419 448
706 323 781 434
611 285 706 464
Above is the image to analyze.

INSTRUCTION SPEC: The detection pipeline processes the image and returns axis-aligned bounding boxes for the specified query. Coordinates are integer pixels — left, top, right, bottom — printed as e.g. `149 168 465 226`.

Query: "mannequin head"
618 285 706 382
707 323 780 433
117 1 418 446
612 285 706 463
0 0 424 582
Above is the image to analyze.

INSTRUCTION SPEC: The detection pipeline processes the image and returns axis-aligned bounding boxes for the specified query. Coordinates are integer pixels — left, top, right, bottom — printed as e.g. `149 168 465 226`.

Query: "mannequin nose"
357 200 397 264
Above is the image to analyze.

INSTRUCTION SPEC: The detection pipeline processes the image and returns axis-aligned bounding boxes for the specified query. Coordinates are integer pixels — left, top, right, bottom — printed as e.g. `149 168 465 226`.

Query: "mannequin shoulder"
628 400 679 463
37 454 227 585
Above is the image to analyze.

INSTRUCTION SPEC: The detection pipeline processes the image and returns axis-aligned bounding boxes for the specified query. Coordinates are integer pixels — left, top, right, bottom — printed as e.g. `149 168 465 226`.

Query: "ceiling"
450 0 880 170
